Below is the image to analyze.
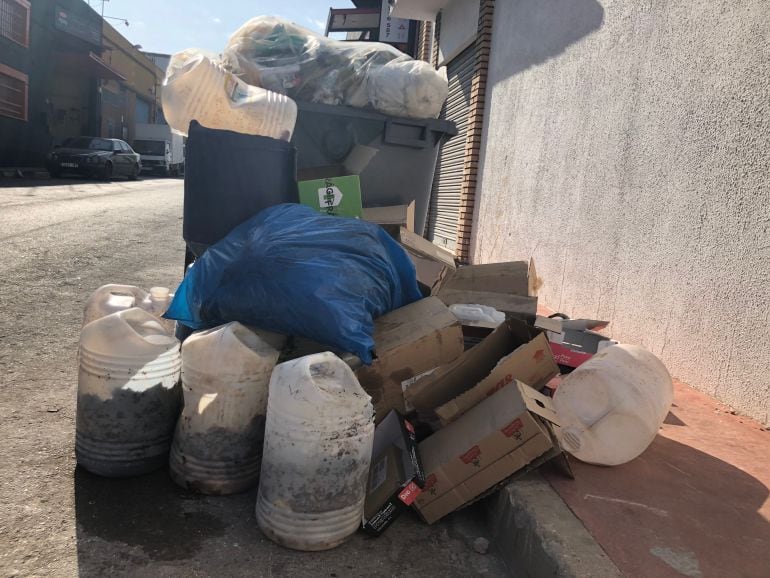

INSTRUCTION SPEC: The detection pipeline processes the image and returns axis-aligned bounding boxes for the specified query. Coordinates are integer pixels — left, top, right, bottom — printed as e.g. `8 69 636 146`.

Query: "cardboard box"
413 381 561 524
298 175 363 218
404 319 559 424
362 411 426 535
434 259 539 320
355 297 464 421
535 316 617 369
362 202 415 232
382 226 456 291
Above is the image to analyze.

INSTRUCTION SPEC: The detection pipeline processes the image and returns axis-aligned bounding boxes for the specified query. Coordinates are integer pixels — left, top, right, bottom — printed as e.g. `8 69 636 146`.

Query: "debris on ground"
73 11 676 562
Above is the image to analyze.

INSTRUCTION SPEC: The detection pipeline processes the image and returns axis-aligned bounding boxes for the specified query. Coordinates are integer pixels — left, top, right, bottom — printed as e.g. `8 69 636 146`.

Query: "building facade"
0 0 163 168
396 0 770 426
0 0 117 167
99 20 163 143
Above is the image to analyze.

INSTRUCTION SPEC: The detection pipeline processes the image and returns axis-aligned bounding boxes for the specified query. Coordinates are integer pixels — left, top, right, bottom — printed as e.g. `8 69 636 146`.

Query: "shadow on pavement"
0 176 180 188
546 432 770 577
74 466 228 568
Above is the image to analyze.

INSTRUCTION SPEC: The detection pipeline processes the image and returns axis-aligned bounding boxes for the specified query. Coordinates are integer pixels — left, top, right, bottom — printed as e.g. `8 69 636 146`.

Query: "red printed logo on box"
424 473 438 494
486 374 513 397
398 481 422 505
501 418 524 437
460 445 481 464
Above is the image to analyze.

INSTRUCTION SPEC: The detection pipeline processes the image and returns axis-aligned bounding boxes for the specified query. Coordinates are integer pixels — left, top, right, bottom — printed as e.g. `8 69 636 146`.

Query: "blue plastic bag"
165 204 422 364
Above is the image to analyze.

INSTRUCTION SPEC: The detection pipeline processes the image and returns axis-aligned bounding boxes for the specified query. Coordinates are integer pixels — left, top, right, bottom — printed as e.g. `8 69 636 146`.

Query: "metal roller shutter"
426 45 474 254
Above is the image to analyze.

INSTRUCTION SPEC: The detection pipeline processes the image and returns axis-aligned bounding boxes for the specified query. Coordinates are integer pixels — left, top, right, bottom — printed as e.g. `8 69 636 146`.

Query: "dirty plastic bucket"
293 102 457 235
76 308 182 477
169 322 285 495
552 344 673 466
256 352 374 551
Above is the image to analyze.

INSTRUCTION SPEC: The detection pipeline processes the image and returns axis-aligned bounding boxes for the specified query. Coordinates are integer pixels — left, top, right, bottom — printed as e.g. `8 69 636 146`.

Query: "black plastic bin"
292 102 457 235
183 121 298 259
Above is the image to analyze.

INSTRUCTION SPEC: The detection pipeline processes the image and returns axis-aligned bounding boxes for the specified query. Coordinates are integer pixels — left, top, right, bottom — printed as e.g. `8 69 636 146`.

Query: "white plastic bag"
223 16 448 119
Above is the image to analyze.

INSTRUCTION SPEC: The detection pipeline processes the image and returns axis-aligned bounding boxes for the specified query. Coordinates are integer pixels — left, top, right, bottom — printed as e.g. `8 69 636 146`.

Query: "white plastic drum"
553 344 673 466
256 352 374 551
82 284 174 334
162 51 297 140
76 307 181 477
169 322 284 495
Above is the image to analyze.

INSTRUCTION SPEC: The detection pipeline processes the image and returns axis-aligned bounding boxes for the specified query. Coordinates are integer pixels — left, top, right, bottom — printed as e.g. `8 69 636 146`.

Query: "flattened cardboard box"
404 319 559 423
433 259 539 320
362 410 426 535
414 381 561 524
362 202 415 232
382 226 456 291
356 297 464 422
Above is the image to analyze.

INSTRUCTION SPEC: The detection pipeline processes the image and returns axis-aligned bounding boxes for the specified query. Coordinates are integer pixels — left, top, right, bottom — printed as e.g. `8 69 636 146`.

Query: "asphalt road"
0 177 507 577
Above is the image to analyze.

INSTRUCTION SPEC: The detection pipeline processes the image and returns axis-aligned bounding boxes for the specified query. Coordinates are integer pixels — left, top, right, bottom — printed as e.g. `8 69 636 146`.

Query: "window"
0 0 30 47
0 63 27 120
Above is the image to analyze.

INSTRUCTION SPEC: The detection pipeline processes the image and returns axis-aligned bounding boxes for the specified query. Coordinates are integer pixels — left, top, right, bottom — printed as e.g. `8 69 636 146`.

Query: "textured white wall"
437 0 480 65
473 0 770 425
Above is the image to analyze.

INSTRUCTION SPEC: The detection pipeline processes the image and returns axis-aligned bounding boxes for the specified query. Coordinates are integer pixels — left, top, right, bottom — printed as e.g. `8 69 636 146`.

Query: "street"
0 178 506 577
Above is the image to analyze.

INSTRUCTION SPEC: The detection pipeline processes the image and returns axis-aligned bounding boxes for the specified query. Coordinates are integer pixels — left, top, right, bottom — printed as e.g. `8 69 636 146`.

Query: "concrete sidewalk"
488 368 770 576
542 378 770 577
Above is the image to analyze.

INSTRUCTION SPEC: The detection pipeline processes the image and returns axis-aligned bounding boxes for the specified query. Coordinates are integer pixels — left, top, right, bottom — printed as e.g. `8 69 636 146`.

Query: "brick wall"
455 0 494 263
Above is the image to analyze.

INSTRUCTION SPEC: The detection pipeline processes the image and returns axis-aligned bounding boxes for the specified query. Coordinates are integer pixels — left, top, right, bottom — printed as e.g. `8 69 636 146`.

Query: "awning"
54 51 126 82
390 0 451 21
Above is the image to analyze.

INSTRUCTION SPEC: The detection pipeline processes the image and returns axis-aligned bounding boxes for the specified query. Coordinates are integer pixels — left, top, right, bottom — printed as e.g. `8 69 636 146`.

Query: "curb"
0 168 50 179
486 473 622 577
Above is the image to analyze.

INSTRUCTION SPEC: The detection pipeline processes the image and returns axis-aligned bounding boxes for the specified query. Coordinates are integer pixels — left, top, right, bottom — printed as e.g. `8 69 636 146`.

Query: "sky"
89 0 350 55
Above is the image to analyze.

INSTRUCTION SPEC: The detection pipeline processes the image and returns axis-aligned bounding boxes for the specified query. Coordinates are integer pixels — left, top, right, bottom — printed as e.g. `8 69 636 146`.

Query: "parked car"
46 137 141 180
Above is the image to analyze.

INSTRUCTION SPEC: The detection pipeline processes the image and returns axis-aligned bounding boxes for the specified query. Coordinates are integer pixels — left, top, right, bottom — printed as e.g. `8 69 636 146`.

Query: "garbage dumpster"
292 102 457 236
183 121 298 259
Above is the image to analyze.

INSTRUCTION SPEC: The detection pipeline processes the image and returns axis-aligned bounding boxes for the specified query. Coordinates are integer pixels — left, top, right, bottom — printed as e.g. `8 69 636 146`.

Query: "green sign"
298 175 363 218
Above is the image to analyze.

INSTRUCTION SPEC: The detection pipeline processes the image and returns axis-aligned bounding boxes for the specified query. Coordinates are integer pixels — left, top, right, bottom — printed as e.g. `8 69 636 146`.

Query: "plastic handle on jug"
91 284 148 303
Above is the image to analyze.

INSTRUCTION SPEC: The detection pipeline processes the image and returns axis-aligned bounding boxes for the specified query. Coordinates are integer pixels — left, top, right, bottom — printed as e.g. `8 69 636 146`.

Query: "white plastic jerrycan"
552 344 673 466
83 284 175 333
162 50 297 140
169 322 285 495
76 308 182 477
256 352 375 551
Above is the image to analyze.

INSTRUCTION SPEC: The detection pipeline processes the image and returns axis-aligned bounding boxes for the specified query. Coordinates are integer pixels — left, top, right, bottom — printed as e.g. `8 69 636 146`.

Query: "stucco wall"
437 0 480 65
473 0 770 425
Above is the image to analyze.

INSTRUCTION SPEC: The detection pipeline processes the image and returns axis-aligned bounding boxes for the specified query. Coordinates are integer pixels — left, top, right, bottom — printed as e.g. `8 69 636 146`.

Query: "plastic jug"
162 51 297 140
552 344 673 466
256 352 374 551
169 322 285 495
83 284 175 333
76 308 182 477
449 304 505 326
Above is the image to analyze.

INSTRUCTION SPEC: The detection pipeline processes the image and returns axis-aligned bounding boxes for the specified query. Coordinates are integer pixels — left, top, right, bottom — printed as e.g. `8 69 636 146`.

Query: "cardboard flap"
561 319 610 331
436 261 529 295
527 258 539 297
404 319 535 412
434 290 537 317
362 202 415 232
397 227 456 269
516 382 561 426
534 315 563 333
370 297 460 358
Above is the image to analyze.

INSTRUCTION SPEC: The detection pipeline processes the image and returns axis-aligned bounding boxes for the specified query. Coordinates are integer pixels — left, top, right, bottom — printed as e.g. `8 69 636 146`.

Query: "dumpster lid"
295 101 457 137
